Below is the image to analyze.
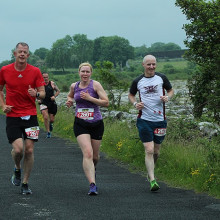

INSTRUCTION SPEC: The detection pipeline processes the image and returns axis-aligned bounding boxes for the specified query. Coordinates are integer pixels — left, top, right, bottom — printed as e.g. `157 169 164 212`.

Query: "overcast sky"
0 0 187 62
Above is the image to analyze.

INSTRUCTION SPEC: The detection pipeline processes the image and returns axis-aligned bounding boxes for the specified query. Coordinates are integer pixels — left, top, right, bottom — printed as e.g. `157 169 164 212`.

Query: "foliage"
71 34 94 66
94 61 129 109
46 35 74 72
93 36 134 67
175 0 220 121
34 47 49 60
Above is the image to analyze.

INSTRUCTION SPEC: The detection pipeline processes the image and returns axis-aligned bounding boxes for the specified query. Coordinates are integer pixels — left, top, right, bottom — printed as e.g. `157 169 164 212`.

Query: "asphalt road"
0 114 219 220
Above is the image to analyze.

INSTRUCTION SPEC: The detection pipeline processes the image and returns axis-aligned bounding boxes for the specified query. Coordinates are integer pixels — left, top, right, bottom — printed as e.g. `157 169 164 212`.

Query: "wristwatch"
36 92 40 98
133 102 137 107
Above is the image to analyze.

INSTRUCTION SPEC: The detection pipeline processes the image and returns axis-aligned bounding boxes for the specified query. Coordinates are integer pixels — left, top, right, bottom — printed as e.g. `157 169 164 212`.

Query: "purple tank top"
74 80 102 123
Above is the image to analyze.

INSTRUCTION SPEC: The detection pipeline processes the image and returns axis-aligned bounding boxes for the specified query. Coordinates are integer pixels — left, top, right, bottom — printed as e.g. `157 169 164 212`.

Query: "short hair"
143 55 156 63
78 62 93 72
16 42 29 50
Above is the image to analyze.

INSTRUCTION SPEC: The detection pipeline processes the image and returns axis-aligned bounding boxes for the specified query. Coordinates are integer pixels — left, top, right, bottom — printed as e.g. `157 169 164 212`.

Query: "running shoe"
46 132 51 138
88 183 98 195
150 180 160 191
21 183 32 195
11 168 21 186
49 123 53 132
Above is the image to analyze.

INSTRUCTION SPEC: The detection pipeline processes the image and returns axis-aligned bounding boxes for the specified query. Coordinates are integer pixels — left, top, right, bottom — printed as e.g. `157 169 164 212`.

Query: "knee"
24 144 34 155
84 149 93 160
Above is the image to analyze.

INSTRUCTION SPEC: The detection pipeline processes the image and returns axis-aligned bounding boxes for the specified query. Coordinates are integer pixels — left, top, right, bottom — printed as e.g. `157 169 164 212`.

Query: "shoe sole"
21 191 32 195
150 185 160 192
88 192 98 195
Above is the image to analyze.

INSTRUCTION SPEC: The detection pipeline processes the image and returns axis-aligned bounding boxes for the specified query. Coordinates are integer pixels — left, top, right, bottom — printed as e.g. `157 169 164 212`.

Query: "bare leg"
77 134 96 184
42 109 50 133
154 143 161 164
22 139 34 183
91 139 101 167
143 141 155 182
11 138 24 169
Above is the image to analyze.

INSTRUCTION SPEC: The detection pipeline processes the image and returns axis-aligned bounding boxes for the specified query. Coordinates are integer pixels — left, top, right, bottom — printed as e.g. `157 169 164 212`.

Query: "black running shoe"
11 168 21 186
21 183 32 195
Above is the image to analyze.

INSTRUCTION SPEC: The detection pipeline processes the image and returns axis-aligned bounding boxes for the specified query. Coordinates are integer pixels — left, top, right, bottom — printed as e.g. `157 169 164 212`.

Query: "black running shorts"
6 115 39 144
73 117 104 140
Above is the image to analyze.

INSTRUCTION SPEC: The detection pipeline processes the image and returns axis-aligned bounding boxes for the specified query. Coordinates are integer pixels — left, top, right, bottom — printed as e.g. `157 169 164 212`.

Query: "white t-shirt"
129 72 172 122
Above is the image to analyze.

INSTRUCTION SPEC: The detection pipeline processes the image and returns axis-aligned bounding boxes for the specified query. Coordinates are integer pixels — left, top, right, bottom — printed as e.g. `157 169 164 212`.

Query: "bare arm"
160 88 174 103
0 85 13 113
28 85 45 99
128 93 144 110
51 81 60 101
66 83 75 107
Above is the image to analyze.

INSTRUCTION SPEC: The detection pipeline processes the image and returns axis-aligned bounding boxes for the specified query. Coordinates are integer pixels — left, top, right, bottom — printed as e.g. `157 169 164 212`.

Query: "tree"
134 44 149 58
93 36 134 67
46 35 74 72
94 61 129 109
175 0 220 120
34 47 49 60
72 34 94 66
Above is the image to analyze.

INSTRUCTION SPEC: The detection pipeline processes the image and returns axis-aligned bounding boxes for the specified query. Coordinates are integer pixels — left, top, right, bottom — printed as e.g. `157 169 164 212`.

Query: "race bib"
25 126 40 140
77 108 94 120
154 128 166 136
40 104 47 111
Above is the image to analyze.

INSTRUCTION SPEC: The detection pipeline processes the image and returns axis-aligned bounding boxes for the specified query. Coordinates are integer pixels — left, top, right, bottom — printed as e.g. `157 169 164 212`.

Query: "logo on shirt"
144 85 158 94
18 74 23 78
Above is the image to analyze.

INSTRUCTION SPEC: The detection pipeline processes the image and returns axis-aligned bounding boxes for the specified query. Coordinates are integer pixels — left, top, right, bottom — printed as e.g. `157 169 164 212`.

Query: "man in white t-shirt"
128 55 174 191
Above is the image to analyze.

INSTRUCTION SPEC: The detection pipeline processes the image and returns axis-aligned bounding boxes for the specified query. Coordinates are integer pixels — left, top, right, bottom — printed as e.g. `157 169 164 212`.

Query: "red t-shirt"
0 63 45 117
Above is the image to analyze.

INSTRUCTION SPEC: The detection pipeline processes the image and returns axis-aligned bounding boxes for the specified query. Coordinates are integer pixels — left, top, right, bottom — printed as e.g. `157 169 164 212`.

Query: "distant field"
48 59 190 91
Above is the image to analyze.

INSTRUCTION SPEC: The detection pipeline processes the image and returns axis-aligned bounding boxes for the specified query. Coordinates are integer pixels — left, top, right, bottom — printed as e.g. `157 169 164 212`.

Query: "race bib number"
154 128 166 136
40 104 47 111
25 126 40 140
77 108 94 120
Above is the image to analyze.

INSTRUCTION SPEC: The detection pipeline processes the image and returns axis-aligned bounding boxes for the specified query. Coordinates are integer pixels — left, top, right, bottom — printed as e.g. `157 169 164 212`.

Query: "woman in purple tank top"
66 62 109 195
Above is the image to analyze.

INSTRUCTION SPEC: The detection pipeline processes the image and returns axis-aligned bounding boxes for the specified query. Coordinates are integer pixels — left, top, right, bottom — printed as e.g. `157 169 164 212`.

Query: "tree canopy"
175 0 220 120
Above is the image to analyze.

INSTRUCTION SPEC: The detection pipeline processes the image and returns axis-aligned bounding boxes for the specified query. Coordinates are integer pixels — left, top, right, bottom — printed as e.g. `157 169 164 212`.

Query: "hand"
135 102 144 110
51 96 56 101
80 90 90 100
28 85 37 97
160 96 169 103
66 100 73 108
2 104 13 113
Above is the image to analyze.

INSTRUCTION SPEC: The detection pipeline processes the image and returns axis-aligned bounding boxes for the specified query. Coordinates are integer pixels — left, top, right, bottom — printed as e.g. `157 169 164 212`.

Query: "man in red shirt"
0 42 45 195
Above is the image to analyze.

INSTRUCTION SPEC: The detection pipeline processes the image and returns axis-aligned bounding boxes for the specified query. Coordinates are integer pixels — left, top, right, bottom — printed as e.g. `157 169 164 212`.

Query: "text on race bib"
77 108 94 120
25 126 40 139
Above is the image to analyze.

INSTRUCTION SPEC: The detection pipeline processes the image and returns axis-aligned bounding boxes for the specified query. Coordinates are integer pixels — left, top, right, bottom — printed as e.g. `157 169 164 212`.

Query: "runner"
0 42 45 195
128 55 174 191
38 72 60 138
66 62 109 195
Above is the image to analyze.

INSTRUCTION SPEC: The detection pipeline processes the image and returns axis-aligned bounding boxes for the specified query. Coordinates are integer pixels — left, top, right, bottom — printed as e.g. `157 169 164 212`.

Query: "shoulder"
1 63 14 71
27 64 41 74
92 80 103 90
155 72 168 80
155 72 172 89
133 74 145 83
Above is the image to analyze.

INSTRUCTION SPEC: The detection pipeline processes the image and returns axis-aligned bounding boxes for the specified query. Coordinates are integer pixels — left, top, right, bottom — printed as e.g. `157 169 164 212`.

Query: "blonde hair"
78 62 93 72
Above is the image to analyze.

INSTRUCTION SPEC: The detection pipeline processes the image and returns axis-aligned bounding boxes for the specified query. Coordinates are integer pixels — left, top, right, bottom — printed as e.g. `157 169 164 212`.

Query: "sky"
0 0 188 62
